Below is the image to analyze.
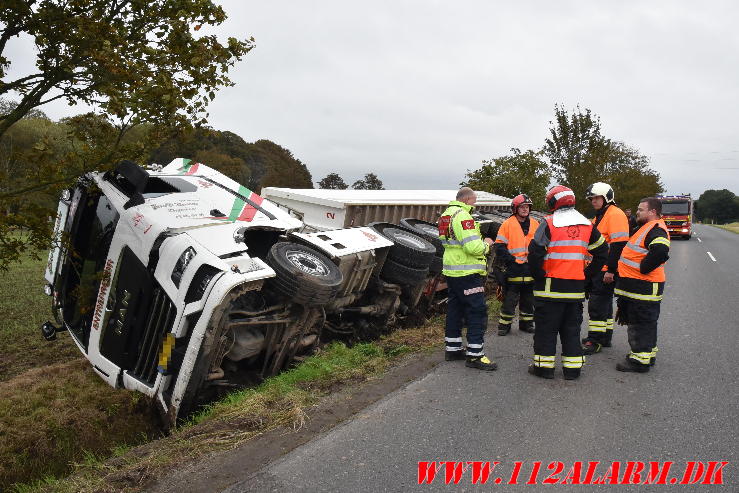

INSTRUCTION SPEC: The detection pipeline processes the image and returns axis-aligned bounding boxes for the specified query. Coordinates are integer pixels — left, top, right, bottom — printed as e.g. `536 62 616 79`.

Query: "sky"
6 1 739 197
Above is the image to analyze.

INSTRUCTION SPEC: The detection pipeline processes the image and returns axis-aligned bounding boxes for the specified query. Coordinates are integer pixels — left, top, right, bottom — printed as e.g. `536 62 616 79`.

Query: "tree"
461 148 550 210
0 1 252 268
1 0 253 138
599 142 663 211
543 105 663 213
317 172 348 189
543 105 612 211
695 189 739 224
352 173 385 190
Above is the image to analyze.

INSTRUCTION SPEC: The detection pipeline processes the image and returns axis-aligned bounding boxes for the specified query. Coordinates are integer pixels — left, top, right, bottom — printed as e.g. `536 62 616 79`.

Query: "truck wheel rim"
394 232 427 249
286 250 330 276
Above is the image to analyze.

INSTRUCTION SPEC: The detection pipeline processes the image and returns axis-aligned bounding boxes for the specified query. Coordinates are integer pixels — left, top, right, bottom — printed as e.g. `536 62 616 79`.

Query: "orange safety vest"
542 216 593 281
592 205 630 271
617 219 669 282
494 216 540 264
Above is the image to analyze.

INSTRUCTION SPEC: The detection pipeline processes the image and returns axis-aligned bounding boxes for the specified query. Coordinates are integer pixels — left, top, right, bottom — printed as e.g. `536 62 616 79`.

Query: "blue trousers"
445 274 488 357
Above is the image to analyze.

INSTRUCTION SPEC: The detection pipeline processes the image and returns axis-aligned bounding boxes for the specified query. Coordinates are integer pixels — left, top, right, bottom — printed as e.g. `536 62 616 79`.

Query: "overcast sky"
8 1 739 198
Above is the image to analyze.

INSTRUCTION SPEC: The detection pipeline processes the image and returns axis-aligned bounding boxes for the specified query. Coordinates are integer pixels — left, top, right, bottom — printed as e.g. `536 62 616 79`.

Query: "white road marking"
697 237 702 243
707 252 717 262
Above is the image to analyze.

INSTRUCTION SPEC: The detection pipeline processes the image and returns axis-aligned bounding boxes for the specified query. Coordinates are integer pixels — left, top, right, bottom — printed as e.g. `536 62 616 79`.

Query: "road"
171 225 739 492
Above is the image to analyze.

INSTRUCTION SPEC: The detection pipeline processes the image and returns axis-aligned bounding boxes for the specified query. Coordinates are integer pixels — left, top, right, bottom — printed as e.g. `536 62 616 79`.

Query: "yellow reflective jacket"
438 201 490 277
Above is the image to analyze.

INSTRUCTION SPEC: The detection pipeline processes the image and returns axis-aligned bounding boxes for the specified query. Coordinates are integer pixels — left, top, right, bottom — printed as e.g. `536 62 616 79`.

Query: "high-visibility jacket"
532 215 606 300
495 215 539 283
615 219 670 302
591 204 630 272
438 201 490 277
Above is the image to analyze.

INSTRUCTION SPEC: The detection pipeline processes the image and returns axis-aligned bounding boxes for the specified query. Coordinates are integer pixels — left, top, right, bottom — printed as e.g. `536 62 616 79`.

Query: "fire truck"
657 194 693 239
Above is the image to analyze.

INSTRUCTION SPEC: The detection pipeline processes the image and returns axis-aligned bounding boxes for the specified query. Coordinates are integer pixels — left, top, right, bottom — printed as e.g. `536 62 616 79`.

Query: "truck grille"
131 284 176 385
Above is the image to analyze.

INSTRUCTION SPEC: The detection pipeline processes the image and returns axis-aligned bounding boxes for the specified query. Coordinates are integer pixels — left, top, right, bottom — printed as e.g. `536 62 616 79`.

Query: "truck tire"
399 218 443 253
382 227 436 269
380 258 429 286
429 255 443 275
266 242 343 306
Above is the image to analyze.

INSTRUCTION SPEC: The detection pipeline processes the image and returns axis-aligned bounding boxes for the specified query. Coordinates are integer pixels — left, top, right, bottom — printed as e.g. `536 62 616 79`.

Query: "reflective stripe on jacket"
615 219 670 301
541 215 594 281
591 205 630 271
439 201 489 277
617 219 669 282
495 215 540 265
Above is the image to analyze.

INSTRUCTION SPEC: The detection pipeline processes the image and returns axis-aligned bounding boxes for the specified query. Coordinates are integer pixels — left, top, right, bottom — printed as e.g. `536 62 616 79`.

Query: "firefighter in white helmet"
581 182 630 355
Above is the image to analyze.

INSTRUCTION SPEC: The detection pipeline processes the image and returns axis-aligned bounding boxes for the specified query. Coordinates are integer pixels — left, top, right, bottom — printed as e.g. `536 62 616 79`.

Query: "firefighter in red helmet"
526 185 608 380
494 194 539 335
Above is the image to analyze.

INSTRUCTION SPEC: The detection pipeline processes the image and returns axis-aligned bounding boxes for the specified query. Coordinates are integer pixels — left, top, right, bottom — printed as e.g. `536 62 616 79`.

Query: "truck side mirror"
114 160 149 209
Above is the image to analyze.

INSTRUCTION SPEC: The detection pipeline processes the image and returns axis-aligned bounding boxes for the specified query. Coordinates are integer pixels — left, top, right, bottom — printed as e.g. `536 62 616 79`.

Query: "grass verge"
714 222 739 234
10 316 455 493
0 255 80 382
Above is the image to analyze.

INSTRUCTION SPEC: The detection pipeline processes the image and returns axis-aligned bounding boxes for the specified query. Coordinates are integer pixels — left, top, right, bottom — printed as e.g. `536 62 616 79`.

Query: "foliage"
0 0 253 138
0 1 252 268
695 189 739 223
256 139 313 190
462 148 550 210
150 129 313 191
543 105 612 211
352 172 385 190
601 142 663 211
542 105 662 212
317 172 349 189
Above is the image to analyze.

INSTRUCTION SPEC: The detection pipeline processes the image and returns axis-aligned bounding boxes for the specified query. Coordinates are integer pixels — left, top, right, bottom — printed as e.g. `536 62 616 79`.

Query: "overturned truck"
42 159 509 425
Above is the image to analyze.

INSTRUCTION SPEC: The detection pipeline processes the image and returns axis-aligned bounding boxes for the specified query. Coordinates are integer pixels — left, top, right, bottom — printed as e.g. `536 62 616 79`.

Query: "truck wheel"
267 242 343 306
382 227 436 269
399 218 443 253
380 257 429 286
429 255 443 275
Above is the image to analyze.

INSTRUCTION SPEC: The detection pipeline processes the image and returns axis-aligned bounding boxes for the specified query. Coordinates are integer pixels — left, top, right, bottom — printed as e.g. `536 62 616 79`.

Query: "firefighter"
527 185 608 380
494 194 539 335
624 208 639 236
438 187 497 371
581 182 630 355
614 197 670 373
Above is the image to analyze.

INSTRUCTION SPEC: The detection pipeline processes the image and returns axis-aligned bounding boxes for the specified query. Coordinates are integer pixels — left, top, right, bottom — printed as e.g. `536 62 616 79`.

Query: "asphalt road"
220 224 739 492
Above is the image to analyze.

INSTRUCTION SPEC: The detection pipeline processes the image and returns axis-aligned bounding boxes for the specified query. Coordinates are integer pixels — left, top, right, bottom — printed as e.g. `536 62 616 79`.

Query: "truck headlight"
171 247 196 287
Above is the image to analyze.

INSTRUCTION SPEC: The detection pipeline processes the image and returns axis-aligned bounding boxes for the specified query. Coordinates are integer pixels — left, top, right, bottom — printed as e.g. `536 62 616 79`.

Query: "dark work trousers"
533 299 585 369
618 297 660 367
445 274 488 357
499 282 534 329
587 272 616 345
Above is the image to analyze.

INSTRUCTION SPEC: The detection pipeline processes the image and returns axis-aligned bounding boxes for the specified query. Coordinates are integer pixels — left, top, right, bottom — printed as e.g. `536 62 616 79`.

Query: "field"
715 222 739 234
0 256 160 489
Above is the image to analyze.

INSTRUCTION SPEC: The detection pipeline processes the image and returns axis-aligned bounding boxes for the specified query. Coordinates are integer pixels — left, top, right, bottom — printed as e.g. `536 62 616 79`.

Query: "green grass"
0 255 80 382
0 255 160 491
12 321 449 493
714 222 739 234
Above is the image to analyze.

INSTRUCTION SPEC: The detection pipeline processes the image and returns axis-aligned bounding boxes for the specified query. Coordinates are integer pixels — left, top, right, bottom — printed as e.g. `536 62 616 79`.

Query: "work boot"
528 364 554 379
581 339 602 355
616 356 649 373
445 350 466 361
519 321 535 333
466 355 498 371
562 367 581 380
497 324 511 336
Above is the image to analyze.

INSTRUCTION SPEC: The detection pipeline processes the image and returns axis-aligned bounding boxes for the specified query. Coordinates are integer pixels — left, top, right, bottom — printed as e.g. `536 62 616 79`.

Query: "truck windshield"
60 184 119 349
661 202 690 215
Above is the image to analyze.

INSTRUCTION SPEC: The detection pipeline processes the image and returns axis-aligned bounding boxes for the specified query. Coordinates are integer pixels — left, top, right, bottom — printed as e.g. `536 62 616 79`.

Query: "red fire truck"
657 194 693 239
